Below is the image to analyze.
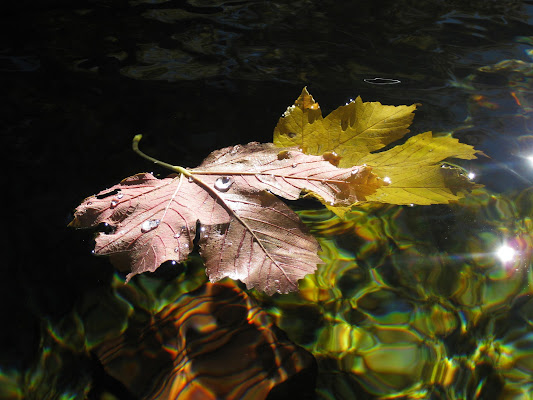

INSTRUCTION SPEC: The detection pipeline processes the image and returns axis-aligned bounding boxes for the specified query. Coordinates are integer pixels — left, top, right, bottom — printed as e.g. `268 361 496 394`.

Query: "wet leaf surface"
70 141 382 294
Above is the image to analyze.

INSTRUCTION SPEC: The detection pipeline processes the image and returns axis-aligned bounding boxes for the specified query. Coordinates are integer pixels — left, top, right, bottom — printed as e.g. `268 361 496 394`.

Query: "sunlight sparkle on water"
496 244 516 263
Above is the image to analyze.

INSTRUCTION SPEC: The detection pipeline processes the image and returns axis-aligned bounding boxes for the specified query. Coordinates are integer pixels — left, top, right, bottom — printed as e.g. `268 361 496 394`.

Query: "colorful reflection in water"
96 280 315 399
257 186 532 399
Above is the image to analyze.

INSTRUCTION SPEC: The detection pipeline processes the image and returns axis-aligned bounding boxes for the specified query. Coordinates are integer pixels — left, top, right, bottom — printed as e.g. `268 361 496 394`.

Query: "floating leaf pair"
70 88 481 294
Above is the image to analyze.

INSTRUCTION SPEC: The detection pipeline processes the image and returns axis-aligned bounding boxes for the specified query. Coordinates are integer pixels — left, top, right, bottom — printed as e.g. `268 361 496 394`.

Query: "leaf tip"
296 87 320 111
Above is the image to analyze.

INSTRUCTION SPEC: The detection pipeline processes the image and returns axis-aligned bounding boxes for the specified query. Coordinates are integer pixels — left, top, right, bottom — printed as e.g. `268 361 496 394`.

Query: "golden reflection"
282 186 532 398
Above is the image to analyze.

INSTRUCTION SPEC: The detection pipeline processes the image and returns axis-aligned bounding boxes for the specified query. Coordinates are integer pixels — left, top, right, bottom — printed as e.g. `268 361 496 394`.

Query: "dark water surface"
2 1 533 399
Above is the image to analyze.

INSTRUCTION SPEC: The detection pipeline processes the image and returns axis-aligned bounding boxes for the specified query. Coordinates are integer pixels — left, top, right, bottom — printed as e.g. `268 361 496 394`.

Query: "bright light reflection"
496 244 516 263
468 172 476 180
527 155 533 168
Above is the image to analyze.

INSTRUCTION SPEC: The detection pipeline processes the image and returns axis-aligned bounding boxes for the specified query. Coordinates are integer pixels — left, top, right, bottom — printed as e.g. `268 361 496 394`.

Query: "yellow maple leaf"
274 87 417 167
274 88 482 209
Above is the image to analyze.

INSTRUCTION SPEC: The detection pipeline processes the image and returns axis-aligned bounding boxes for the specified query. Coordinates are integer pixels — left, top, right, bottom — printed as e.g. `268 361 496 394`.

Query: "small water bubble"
283 105 296 117
188 176 194 183
174 232 181 239
291 163 297 168
141 219 160 233
214 176 233 192
110 200 118 208
364 77 401 85
183 243 189 248
174 247 179 253
383 176 391 184
274 279 280 284
350 168 358 175
200 226 206 232
116 192 124 199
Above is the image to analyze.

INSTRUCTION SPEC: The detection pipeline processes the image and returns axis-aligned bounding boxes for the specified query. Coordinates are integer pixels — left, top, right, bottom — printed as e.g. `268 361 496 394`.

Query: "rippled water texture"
2 0 533 399
286 188 533 398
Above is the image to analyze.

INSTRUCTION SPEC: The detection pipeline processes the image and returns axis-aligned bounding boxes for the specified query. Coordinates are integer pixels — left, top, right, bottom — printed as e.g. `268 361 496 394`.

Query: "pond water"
2 0 533 399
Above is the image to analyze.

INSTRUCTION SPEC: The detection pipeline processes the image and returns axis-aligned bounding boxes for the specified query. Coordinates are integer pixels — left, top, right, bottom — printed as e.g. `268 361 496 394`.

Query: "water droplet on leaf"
110 200 118 208
214 176 233 192
141 219 160 233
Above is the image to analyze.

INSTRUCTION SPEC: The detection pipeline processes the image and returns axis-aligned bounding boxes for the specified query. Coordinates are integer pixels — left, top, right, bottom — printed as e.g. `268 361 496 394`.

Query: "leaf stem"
132 135 191 176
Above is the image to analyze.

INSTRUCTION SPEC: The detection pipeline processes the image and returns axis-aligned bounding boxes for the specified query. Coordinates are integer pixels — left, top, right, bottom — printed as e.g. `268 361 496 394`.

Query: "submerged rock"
95 281 316 399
